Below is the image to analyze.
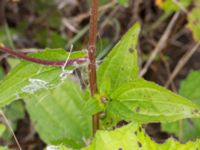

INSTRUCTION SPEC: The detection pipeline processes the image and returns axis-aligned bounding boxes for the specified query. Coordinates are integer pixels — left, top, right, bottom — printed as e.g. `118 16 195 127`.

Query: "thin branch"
88 0 99 135
165 43 200 88
0 110 22 150
0 46 88 66
140 12 181 77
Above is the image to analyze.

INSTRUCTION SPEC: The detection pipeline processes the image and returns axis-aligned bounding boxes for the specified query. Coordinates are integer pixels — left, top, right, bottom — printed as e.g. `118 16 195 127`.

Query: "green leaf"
105 79 200 124
0 26 17 47
118 0 128 6
84 123 156 150
35 0 61 28
162 119 200 142
97 23 140 95
7 58 20 69
84 123 200 150
0 123 6 136
26 79 92 148
0 67 4 80
34 29 66 48
179 70 200 107
0 49 86 108
82 96 103 116
158 0 192 13
0 123 8 150
187 1 200 42
0 147 9 150
162 70 200 142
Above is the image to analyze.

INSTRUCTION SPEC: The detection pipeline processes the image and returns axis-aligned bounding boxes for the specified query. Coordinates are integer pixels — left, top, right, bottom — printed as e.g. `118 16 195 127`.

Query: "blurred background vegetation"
0 0 200 149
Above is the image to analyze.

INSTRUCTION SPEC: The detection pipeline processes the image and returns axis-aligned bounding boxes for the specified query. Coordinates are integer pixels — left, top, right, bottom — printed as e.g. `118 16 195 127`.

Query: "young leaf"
162 70 200 142
25 79 92 149
97 23 140 95
105 79 200 124
0 49 86 108
84 123 200 150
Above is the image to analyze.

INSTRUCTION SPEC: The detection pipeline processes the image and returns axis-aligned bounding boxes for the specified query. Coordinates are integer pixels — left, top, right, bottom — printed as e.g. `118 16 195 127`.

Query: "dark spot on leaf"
110 118 113 123
135 107 140 112
194 109 199 113
129 48 134 53
100 96 107 103
100 112 106 118
193 19 200 25
139 127 142 132
118 147 123 150
192 109 200 114
137 141 142 148
134 131 137 135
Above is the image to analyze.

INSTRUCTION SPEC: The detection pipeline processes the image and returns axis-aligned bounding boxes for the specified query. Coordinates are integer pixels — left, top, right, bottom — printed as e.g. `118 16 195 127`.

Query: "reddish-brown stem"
88 0 99 135
0 46 88 66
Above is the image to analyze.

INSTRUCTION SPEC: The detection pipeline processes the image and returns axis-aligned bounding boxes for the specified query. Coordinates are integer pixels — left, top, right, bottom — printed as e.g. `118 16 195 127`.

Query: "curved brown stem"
0 46 88 66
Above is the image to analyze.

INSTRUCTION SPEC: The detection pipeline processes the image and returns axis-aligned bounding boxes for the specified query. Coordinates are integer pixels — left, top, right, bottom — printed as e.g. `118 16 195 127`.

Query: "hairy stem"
0 46 88 66
88 0 99 135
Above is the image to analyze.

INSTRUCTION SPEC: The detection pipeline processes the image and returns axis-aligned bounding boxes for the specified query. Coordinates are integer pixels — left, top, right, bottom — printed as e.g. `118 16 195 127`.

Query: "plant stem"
0 46 88 66
88 0 99 135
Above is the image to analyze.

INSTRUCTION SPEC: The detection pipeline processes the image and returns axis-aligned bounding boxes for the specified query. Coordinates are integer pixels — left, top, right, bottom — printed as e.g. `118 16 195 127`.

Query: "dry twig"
165 43 200 87
140 12 181 77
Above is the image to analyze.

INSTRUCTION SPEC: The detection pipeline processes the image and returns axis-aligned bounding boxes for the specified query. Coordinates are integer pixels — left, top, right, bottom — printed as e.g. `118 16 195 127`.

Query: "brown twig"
0 110 22 150
88 0 99 135
140 12 181 77
165 43 200 87
0 46 88 66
